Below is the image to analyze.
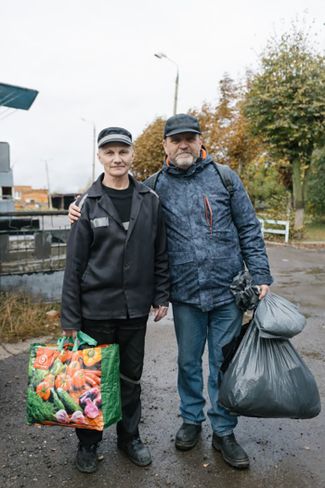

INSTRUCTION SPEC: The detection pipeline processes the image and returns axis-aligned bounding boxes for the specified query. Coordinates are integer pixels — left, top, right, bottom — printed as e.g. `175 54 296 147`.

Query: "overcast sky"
0 0 324 193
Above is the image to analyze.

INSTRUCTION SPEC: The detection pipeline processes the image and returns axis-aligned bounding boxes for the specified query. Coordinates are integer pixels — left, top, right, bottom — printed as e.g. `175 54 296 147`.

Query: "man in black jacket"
61 127 169 473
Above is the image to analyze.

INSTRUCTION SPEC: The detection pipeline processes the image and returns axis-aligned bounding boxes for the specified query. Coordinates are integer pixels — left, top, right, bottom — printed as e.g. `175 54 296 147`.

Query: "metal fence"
0 211 69 275
0 211 291 276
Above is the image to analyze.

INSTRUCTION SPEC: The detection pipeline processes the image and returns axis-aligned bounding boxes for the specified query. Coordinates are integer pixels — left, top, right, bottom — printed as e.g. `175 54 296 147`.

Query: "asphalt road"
0 244 324 488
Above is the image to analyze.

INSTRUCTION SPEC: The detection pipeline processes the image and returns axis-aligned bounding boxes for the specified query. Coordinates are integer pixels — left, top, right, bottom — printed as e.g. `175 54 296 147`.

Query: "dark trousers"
76 316 148 446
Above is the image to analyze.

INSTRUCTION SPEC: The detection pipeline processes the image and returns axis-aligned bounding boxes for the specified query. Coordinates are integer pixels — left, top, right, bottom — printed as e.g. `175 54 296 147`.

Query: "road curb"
0 335 53 361
266 240 325 250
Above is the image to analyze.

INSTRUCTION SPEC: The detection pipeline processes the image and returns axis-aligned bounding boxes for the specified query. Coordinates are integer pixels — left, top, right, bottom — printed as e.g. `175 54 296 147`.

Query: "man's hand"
68 201 81 224
258 285 269 300
62 329 78 338
153 305 169 322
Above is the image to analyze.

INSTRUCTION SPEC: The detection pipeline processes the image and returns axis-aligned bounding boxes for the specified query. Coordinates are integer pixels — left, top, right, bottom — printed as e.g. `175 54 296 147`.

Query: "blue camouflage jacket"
150 152 273 311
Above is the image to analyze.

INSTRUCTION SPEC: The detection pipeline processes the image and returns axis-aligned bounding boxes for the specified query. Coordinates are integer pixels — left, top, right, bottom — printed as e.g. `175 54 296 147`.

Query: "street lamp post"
154 52 179 115
81 118 96 182
44 159 52 209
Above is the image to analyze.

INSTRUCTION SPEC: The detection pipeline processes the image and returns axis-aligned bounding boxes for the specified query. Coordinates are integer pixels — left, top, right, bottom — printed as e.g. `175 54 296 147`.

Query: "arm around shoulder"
153 201 170 307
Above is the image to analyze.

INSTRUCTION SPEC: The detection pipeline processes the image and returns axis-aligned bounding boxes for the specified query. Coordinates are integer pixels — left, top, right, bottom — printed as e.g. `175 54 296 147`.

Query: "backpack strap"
145 170 162 191
213 162 235 197
145 162 234 196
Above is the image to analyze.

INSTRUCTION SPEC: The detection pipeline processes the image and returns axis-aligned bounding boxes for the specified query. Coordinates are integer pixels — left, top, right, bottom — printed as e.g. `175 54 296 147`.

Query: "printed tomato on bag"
26 334 121 431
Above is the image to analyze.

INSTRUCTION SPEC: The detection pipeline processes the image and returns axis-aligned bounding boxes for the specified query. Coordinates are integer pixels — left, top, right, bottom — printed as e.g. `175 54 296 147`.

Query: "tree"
306 147 325 216
244 28 325 231
207 75 239 165
244 156 288 213
191 75 265 178
132 117 166 181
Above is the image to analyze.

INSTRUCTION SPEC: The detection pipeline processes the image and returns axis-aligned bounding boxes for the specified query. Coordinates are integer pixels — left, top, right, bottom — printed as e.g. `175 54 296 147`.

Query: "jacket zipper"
204 195 213 237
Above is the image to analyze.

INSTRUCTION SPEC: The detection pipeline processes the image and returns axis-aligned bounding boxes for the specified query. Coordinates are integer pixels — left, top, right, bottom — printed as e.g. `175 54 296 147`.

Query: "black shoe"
117 437 152 467
76 443 99 473
212 433 249 469
175 423 202 451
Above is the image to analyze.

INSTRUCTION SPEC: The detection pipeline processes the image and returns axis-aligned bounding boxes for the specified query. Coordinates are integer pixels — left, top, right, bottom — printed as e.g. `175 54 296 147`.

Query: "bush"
0 292 60 342
243 158 289 215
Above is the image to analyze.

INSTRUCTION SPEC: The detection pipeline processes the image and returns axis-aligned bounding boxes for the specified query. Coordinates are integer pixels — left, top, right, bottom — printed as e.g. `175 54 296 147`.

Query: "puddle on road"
304 267 325 275
300 350 324 361
275 281 300 287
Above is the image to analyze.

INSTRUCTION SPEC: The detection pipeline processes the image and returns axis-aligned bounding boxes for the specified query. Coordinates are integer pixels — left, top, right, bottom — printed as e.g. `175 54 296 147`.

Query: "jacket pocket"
213 230 238 258
169 252 197 301
210 254 243 288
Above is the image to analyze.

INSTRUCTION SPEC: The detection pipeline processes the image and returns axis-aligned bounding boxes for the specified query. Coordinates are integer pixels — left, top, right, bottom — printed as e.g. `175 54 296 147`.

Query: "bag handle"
72 331 97 351
57 331 97 351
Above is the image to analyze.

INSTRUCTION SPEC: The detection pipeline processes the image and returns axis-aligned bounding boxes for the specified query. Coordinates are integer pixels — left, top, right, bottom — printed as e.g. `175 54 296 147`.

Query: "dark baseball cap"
97 127 132 148
164 114 201 138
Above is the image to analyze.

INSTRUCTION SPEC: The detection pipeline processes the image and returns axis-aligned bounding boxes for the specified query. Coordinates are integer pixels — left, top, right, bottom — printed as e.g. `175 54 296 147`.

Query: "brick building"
14 185 49 210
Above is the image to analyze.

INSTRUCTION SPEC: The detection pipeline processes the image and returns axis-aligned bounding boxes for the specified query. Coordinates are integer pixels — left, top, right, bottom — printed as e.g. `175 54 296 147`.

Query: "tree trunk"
294 208 304 230
292 159 305 233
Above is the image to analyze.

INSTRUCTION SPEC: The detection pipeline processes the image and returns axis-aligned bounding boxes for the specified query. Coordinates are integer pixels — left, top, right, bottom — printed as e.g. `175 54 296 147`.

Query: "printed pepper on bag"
83 348 101 367
34 348 59 370
26 335 121 431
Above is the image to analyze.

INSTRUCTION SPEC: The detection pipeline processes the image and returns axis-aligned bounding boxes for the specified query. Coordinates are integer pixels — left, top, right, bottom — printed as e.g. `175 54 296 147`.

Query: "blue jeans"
173 301 243 436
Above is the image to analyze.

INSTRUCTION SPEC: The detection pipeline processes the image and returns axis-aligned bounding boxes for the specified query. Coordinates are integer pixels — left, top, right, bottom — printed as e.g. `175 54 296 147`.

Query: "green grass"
304 217 325 241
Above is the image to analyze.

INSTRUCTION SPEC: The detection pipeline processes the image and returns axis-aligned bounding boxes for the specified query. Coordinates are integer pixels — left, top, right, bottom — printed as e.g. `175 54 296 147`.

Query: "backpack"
145 162 235 197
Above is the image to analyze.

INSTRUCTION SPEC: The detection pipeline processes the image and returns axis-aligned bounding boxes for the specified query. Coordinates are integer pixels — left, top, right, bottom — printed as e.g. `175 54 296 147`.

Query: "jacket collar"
87 173 149 236
87 173 150 198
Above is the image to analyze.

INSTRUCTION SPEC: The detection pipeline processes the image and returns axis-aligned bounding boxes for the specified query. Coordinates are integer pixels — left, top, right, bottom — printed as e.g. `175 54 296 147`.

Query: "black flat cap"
97 127 132 148
164 114 201 138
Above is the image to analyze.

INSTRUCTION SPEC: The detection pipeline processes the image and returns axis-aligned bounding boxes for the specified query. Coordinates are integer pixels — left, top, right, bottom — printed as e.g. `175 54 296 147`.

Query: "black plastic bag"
255 292 306 339
219 321 321 419
220 321 250 375
230 271 260 311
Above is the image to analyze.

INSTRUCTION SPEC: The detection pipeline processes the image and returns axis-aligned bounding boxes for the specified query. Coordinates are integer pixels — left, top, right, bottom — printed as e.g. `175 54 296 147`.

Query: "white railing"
258 218 290 243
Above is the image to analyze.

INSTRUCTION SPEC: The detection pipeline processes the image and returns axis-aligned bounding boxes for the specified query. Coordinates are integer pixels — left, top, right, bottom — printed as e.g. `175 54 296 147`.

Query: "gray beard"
172 156 198 170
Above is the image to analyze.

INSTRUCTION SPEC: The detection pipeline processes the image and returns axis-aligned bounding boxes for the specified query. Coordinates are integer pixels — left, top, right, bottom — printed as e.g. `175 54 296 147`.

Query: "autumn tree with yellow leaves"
132 117 166 181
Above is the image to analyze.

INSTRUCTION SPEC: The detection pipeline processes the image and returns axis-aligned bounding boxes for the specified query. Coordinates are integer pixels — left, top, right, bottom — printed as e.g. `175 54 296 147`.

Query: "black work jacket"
61 174 169 329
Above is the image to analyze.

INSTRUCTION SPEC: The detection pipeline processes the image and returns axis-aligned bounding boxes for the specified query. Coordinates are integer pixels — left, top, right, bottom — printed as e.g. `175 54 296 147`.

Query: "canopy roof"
0 82 38 110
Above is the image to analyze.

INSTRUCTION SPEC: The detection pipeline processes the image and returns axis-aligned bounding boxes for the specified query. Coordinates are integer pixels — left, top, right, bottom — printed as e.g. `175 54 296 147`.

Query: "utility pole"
81 118 96 182
92 122 96 182
44 160 52 209
173 67 179 115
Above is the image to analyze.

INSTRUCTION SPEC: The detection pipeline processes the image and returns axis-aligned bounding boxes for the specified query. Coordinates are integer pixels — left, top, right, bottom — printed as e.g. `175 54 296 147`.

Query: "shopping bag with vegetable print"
26 331 121 430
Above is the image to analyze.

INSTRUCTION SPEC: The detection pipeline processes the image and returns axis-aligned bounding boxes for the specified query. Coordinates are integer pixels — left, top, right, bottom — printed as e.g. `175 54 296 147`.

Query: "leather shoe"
117 437 152 467
212 433 249 469
76 443 99 473
175 422 202 451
